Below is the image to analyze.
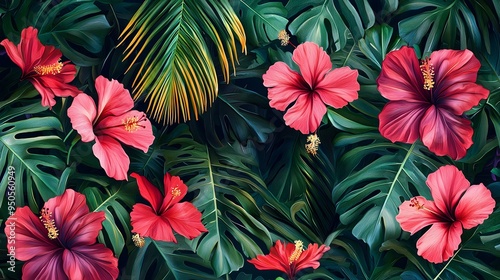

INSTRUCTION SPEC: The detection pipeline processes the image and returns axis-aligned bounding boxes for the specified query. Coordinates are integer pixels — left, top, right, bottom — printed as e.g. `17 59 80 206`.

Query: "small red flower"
263 42 360 134
0 26 81 108
248 240 330 280
4 189 119 280
396 165 495 263
130 172 207 243
67 76 155 181
377 46 489 160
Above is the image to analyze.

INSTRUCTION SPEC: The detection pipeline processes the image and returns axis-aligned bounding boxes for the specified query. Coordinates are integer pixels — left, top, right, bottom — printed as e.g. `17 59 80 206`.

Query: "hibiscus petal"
64 211 106 248
293 42 332 89
283 93 326 134
30 78 57 108
6 206 58 261
263 62 309 111
22 250 66 280
163 202 207 240
315 66 359 108
95 75 134 119
1 38 25 72
160 173 188 212
62 244 119 280
425 165 471 218
130 173 163 212
455 183 495 229
416 222 462 263
396 197 441 235
93 135 130 181
130 203 176 242
295 243 330 272
67 93 97 142
18 27 46 72
378 101 428 144
94 110 154 153
248 240 291 275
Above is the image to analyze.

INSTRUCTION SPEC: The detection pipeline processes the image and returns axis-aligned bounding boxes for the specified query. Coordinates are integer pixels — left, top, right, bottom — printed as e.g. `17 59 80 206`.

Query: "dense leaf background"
1 0 500 279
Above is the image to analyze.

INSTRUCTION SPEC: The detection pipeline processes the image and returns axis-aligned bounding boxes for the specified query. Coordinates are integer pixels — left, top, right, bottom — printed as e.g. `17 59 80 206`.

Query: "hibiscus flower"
5 189 118 280
67 75 154 181
130 172 207 243
248 240 330 280
263 42 360 134
0 26 80 108
396 165 495 263
377 46 489 160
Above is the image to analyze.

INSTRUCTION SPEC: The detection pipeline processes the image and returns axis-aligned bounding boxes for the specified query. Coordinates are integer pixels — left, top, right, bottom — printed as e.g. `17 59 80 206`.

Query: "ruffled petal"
67 93 97 142
425 165 471 218
295 243 330 271
94 111 154 153
162 202 207 240
396 196 442 235
18 27 46 73
130 203 176 242
283 93 326 134
92 135 130 181
455 183 495 229
416 221 462 264
160 173 188 212
62 244 119 280
1 38 25 71
95 76 134 119
315 66 359 108
22 250 66 280
419 106 473 160
30 66 79 108
29 78 57 108
248 240 291 275
130 173 163 212
378 101 428 144
377 46 428 102
64 211 105 248
293 42 332 88
263 62 309 111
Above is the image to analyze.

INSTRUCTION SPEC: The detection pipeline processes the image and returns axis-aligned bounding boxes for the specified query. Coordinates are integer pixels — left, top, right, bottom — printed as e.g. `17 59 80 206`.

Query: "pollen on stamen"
305 133 321 156
409 198 424 210
172 186 181 197
132 233 145 248
420 57 435 90
123 114 147 132
33 61 63 75
289 240 304 264
39 208 59 239
278 30 291 46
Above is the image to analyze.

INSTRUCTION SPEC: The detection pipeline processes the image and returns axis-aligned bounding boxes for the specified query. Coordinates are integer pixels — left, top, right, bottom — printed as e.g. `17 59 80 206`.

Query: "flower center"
33 61 63 75
305 133 321 156
123 114 147 132
278 30 291 46
409 197 442 217
172 186 181 197
132 233 145 248
420 57 435 90
39 208 59 240
289 240 304 264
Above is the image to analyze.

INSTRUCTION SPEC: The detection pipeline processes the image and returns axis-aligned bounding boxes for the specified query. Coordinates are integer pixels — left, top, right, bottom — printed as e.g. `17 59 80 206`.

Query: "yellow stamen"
420 57 435 90
289 240 304 264
278 30 290 46
305 134 321 156
123 114 147 132
39 208 59 239
409 197 441 216
172 187 181 198
132 233 145 248
33 61 63 75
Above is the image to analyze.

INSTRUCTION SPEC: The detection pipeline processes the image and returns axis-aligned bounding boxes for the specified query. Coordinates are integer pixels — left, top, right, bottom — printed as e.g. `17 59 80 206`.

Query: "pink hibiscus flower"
263 42 360 134
4 189 118 279
377 46 489 160
396 165 495 263
67 75 155 181
1 26 80 108
130 172 207 243
248 240 330 280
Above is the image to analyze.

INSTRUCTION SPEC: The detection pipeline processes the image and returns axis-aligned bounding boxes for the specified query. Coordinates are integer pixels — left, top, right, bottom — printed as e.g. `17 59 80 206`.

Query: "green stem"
66 135 81 166
63 129 74 143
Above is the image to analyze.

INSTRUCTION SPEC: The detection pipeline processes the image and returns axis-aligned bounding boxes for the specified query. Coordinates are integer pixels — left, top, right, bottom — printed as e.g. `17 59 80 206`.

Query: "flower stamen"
278 30 291 46
123 114 147 132
39 208 59 239
409 197 441 216
420 57 435 90
289 240 304 264
305 133 321 156
33 61 63 75
172 186 181 198
132 233 145 248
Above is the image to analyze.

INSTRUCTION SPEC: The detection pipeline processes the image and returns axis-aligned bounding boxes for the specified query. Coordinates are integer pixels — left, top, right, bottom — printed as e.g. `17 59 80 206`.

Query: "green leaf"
358 24 405 70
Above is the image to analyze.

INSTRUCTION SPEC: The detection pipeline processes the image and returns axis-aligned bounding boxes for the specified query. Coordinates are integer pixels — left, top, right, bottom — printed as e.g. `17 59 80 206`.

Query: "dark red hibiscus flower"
377 46 489 160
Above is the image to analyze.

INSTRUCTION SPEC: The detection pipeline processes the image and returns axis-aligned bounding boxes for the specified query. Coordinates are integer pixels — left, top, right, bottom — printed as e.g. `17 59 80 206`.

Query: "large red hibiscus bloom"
5 189 118 280
1 26 80 108
396 165 495 263
67 75 154 180
248 240 330 280
130 172 207 243
377 46 489 160
263 42 360 134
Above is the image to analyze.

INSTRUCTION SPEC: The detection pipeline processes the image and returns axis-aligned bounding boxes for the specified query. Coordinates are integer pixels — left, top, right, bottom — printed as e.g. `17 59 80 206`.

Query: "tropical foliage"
1 0 500 279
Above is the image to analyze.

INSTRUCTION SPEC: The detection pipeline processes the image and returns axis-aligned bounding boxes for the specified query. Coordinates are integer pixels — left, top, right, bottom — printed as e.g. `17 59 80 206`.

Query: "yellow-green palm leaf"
119 0 246 124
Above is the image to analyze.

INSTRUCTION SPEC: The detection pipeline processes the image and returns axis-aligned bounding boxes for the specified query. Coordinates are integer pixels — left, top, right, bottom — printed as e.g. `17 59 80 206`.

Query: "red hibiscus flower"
377 46 489 160
67 75 155 181
396 165 495 263
248 240 330 280
129 172 207 243
0 26 80 108
4 189 118 280
263 42 360 134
